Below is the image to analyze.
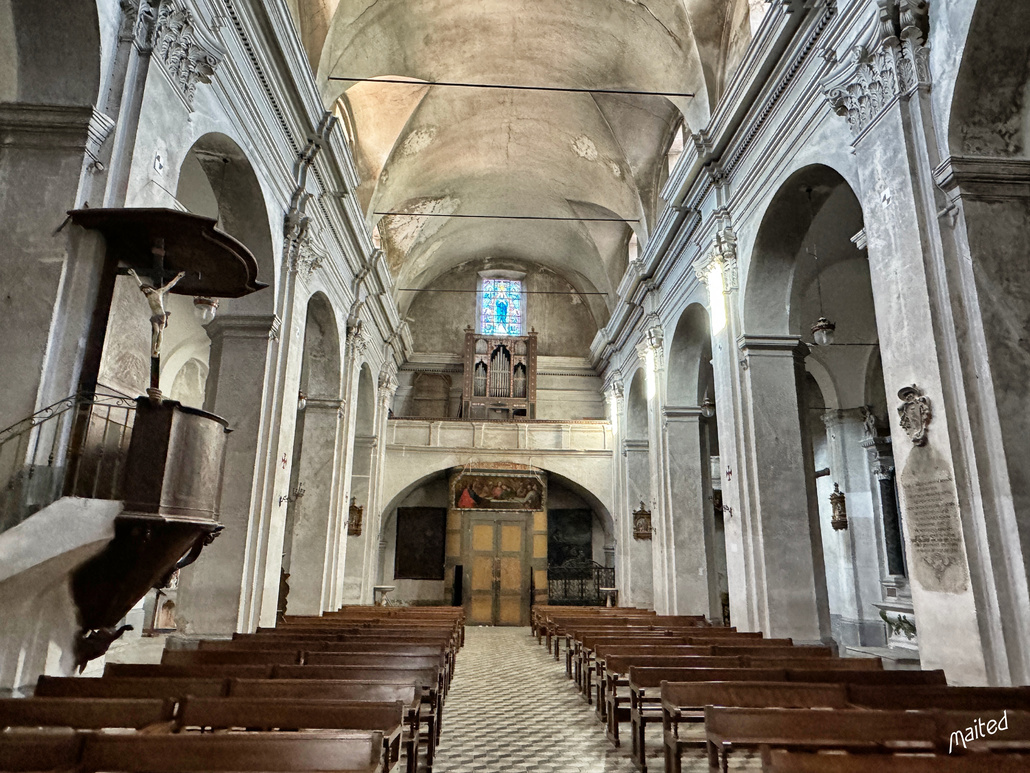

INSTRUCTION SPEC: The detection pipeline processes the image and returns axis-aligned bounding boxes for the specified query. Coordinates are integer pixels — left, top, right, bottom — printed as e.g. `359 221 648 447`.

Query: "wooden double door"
463 512 531 626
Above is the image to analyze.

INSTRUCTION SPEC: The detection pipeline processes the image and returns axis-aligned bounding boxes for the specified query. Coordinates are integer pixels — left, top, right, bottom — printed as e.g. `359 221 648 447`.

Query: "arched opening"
623 368 654 608
341 364 378 604
168 134 279 635
282 293 343 616
665 303 727 620
745 164 898 651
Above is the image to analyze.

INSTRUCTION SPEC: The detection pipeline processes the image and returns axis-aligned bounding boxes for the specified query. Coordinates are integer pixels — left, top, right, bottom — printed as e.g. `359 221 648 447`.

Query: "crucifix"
127 266 185 395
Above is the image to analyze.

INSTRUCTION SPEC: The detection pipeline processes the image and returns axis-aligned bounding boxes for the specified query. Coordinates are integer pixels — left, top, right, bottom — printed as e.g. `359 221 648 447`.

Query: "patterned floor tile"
432 627 759 773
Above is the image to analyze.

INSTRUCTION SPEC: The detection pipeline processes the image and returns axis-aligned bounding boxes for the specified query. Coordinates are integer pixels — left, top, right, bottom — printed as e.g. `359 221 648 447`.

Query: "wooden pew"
226 679 426 770
749 657 881 671
663 683 851 773
273 664 445 744
0 698 174 731
762 748 1030 773
104 663 274 679
705 708 1030 773
176 697 404 773
628 667 945 772
34 676 229 699
161 649 301 666
0 732 84 772
701 707 934 773
79 731 385 773
597 655 744 732
847 685 1030 711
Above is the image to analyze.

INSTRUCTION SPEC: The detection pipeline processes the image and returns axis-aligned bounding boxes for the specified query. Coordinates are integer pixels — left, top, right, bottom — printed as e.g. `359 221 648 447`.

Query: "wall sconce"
297 391 308 412
633 501 652 540
830 482 848 530
279 484 305 507
348 496 363 536
193 296 219 325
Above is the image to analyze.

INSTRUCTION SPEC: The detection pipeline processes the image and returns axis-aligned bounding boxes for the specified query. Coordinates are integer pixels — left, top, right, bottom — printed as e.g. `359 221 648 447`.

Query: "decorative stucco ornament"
897 384 932 446
633 502 652 541
829 483 848 531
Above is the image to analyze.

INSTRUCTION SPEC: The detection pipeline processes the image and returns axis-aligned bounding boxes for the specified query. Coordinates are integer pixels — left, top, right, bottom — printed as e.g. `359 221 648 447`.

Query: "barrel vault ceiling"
286 0 758 320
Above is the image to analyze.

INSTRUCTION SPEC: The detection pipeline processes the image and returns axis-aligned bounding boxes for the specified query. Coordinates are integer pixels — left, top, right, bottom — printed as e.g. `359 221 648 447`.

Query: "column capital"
603 372 624 401
737 334 807 358
664 405 703 422
305 396 345 414
693 228 739 291
206 314 281 341
635 325 665 370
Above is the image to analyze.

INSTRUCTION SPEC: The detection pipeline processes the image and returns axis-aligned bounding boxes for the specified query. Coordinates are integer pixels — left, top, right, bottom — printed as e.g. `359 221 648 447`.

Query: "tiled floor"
433 627 759 773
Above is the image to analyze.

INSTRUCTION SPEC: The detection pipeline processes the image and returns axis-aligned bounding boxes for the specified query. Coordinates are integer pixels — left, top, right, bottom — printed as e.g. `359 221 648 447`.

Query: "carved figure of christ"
127 268 186 359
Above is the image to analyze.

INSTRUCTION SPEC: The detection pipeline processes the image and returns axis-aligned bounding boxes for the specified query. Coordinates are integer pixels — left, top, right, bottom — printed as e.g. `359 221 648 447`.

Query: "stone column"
693 231 755 630
820 409 887 647
637 325 673 613
330 328 367 607
623 439 654 608
358 369 397 604
286 397 344 616
175 314 279 634
663 406 715 618
735 335 828 643
605 378 631 601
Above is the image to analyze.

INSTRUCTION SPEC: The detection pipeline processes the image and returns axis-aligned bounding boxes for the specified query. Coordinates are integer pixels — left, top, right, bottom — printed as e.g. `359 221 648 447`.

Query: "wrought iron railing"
0 392 137 534
547 561 616 606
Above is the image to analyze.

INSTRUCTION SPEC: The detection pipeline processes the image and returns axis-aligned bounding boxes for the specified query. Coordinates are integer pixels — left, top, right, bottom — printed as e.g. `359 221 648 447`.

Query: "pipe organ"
461 327 537 420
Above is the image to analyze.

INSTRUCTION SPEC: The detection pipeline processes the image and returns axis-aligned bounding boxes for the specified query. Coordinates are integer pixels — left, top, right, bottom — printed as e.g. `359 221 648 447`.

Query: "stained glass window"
479 278 523 336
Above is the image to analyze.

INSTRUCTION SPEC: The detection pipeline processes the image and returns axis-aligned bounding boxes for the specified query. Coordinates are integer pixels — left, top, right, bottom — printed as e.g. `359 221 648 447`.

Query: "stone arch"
176 133 276 312
283 293 344 615
666 303 711 406
743 164 865 337
948 0 1030 158
626 367 648 441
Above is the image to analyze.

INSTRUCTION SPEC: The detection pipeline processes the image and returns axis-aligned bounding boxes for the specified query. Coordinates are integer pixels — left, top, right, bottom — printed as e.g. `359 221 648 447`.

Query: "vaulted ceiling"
287 0 759 320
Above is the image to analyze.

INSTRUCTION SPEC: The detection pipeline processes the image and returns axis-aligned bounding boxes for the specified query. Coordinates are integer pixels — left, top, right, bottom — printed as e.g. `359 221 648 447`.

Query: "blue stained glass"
480 279 523 335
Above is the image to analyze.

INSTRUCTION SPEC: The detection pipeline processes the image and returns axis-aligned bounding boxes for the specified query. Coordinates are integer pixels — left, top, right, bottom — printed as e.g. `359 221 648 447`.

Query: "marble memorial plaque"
899 447 968 594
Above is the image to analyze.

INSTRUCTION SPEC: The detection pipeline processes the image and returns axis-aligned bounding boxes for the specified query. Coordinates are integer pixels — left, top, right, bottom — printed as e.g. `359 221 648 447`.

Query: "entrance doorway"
463 512 530 626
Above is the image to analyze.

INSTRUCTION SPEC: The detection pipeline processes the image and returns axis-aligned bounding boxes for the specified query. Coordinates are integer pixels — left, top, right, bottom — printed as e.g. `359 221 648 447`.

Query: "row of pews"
1 606 464 773
531 605 1030 772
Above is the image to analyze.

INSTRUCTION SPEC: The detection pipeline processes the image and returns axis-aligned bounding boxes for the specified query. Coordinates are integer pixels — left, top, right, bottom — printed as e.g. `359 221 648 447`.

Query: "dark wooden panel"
395 507 446 580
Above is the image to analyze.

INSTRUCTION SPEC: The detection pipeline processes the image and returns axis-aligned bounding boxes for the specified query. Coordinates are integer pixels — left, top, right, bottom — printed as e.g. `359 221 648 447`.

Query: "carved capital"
693 228 739 291
152 0 222 108
636 325 665 371
821 2 930 141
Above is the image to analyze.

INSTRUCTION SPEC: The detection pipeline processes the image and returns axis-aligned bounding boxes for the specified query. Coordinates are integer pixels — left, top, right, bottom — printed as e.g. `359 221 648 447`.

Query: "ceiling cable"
397 288 608 296
374 212 637 222
330 76 694 99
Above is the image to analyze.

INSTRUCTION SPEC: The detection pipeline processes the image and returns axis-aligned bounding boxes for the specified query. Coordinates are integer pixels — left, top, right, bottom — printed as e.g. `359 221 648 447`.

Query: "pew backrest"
34 676 228 699
79 731 384 773
0 698 173 730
